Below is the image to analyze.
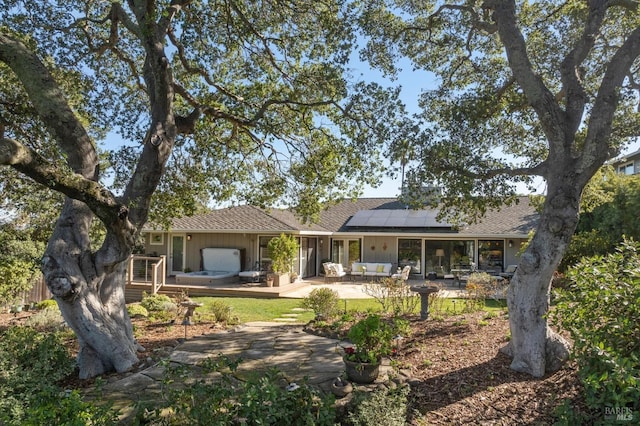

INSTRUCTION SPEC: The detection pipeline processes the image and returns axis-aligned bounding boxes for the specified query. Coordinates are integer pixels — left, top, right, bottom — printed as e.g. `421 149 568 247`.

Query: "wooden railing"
127 255 166 294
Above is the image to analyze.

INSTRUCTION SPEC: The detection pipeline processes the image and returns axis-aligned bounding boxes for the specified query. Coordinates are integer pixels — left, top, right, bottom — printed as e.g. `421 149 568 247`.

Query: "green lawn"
192 296 506 324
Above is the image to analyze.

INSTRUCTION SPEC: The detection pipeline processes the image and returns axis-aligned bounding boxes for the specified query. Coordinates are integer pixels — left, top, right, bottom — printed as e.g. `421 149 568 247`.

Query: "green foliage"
19 388 119 426
267 234 299 274
561 171 640 271
23 308 65 332
552 239 640 413
137 355 335 425
35 299 58 310
140 292 177 313
345 314 409 364
203 300 234 323
560 230 612 272
301 287 341 319
345 385 409 426
127 303 149 318
0 228 44 305
0 327 76 424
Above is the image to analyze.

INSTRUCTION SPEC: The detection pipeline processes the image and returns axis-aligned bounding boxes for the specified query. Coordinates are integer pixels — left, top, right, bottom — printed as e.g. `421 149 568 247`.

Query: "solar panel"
345 209 452 228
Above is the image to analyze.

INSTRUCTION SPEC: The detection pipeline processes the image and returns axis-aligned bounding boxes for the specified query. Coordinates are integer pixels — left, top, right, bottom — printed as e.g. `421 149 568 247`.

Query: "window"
618 162 635 175
259 236 274 271
478 240 504 272
149 233 164 245
424 240 474 277
398 239 422 275
331 239 360 267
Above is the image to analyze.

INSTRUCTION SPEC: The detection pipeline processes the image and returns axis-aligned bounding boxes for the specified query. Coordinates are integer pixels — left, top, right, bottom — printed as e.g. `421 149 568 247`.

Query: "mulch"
3 308 588 424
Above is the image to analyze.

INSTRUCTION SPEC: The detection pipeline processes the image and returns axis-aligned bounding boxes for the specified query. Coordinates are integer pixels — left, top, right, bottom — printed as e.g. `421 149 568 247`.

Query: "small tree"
267 234 299 275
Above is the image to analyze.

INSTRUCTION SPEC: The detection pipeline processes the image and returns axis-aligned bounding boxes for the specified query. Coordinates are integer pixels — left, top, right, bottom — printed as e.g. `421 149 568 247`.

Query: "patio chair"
323 262 347 283
239 261 266 283
391 265 411 282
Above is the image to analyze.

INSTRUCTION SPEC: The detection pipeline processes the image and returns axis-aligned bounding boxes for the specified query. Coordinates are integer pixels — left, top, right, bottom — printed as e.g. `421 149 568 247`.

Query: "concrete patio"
126 275 474 302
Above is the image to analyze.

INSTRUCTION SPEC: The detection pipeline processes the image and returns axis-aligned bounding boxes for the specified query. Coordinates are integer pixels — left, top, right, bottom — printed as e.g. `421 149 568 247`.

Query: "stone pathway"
87 322 393 423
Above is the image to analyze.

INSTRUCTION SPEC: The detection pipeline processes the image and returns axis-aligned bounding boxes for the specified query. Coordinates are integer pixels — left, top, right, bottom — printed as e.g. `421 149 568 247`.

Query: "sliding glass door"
331 239 360 268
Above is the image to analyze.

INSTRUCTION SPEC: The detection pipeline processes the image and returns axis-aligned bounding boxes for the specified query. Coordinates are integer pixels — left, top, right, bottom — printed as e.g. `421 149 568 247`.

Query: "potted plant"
342 314 409 383
267 234 299 287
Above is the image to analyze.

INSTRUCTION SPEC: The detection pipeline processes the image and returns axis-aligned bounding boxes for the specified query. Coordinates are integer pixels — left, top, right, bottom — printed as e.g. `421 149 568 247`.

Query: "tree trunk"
42 198 140 379
501 184 577 377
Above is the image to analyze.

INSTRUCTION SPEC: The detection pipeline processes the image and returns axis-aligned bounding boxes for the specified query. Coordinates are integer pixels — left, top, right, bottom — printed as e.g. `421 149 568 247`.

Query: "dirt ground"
1 308 588 424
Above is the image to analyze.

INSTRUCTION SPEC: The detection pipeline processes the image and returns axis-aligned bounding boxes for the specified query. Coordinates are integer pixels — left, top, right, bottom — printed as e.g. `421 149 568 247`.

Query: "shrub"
0 236 44 306
267 233 299 274
127 303 149 318
23 308 65 331
136 355 335 425
21 388 119 426
427 282 446 316
0 327 76 424
552 239 640 416
345 385 409 426
301 288 340 319
363 278 419 315
36 299 58 310
140 292 177 312
205 300 233 323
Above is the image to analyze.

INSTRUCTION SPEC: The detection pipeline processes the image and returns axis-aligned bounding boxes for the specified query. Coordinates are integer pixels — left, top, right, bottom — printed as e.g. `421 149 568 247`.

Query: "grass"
192 296 506 324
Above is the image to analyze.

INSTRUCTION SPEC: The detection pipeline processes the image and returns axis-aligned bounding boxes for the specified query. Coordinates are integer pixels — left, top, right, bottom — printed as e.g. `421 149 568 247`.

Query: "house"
609 148 640 175
140 196 538 281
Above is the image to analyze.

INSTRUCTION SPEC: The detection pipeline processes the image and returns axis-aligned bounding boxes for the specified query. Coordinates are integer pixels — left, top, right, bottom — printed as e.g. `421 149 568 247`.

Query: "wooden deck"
125 277 311 303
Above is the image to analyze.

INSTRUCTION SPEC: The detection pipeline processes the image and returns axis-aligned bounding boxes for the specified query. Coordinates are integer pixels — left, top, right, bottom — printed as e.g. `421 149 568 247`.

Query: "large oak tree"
358 0 640 376
0 1 404 378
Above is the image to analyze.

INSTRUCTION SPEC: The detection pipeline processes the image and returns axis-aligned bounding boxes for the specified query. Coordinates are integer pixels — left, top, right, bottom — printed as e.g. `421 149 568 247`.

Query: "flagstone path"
86 322 394 423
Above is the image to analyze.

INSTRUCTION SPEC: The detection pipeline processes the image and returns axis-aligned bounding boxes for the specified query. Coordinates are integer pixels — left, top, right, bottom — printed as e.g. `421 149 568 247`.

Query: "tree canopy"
0 0 406 378
1 1 405 227
358 0 640 213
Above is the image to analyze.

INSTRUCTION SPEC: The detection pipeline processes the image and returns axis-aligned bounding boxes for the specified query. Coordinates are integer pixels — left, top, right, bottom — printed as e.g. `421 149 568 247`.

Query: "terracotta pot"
343 357 380 384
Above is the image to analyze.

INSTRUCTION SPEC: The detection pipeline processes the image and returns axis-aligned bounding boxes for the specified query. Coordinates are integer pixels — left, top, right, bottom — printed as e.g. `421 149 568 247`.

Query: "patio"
125 275 477 303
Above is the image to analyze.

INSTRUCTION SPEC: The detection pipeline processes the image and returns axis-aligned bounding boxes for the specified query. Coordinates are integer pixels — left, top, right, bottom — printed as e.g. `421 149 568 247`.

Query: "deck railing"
127 255 166 294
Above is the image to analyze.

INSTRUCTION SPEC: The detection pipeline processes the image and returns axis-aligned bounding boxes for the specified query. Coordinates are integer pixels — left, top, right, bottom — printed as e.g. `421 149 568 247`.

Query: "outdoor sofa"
350 262 393 280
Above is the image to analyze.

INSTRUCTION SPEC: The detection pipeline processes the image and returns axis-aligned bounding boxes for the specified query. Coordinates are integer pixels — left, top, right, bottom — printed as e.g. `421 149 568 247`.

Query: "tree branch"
158 0 194 35
0 32 99 180
0 137 129 228
581 25 640 176
560 0 607 137
487 0 568 155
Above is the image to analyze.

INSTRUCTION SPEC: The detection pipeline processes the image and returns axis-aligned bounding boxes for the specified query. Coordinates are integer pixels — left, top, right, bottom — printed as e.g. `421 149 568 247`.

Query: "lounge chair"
391 265 411 282
323 262 347 283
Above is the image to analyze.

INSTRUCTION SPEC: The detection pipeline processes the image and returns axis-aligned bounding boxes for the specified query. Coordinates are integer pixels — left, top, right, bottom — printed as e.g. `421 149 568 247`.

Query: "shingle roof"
460 198 539 235
317 198 407 232
163 196 538 237
169 205 296 232
316 196 538 236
